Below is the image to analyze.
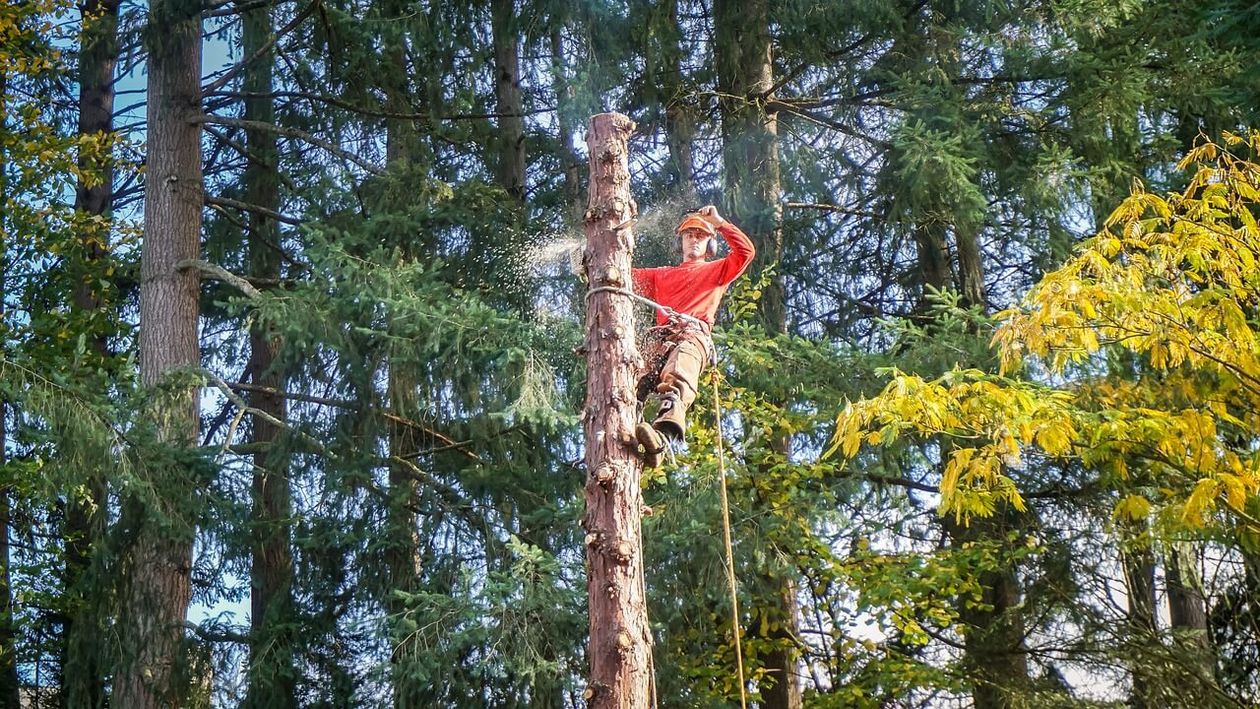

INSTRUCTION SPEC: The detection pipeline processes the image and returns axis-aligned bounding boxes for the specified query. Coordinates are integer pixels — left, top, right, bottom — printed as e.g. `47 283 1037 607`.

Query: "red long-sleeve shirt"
631 223 756 326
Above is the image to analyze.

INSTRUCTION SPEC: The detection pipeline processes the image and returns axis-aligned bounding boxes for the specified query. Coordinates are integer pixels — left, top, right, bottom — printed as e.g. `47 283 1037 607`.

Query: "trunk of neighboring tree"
1121 526 1157 709
380 13 425 703
714 0 784 335
912 225 951 312
714 2 799 705
944 513 1030 709
1 407 19 709
385 374 422 708
926 201 1028 706
643 0 696 201
581 112 651 708
240 2 297 706
932 221 1028 709
550 24 585 222
954 226 985 311
112 1 203 705
63 1 119 705
1167 542 1215 680
0 73 17 709
491 0 525 204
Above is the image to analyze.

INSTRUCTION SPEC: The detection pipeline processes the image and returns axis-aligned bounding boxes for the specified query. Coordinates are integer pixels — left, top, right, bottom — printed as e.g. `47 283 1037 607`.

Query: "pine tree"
113 0 204 703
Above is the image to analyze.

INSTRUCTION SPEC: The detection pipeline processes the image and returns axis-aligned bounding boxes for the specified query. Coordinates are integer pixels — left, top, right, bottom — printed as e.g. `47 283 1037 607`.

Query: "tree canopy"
3 0 1260 707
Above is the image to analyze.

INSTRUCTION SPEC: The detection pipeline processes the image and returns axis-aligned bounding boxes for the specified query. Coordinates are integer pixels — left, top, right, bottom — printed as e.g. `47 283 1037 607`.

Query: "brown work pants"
637 322 714 413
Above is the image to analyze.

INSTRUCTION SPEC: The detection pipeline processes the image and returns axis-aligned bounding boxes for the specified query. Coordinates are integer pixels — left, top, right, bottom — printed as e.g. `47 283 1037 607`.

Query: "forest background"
4 0 1260 706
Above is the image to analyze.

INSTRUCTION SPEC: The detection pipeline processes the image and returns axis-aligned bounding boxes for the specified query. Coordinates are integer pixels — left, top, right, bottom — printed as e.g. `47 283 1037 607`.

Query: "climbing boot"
635 421 666 468
653 394 687 441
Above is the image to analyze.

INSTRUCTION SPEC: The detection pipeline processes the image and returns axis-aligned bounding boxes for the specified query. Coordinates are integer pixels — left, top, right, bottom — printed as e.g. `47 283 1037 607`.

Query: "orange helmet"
675 214 716 236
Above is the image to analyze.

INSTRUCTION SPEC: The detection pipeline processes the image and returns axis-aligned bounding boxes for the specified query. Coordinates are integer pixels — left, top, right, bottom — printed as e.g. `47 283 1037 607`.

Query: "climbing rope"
712 368 749 709
586 286 710 330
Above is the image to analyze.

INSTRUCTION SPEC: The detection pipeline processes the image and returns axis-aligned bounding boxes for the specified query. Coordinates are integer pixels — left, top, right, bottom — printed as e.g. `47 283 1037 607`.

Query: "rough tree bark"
1167 542 1215 679
0 72 21 709
1121 525 1157 709
379 7 426 703
491 0 525 204
944 513 1031 709
241 1 296 706
62 1 120 704
1 407 18 709
550 22 585 222
112 0 203 704
581 112 652 708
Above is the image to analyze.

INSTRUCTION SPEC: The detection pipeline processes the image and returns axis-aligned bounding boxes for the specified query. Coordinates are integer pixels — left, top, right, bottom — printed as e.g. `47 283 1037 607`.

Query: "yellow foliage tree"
831 133 1260 532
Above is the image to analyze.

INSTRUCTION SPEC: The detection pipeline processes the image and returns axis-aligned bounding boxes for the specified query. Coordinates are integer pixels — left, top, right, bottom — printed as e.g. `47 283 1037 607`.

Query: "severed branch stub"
581 112 653 708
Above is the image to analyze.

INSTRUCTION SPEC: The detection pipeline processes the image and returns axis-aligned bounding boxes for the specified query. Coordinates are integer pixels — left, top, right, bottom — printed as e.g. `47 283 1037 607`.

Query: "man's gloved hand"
696 205 727 227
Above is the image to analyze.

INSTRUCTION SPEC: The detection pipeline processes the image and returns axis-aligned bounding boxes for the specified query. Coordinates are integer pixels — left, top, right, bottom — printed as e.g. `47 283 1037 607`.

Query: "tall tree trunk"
491 0 525 204
1121 526 1157 709
713 2 799 706
0 70 22 709
1 408 19 709
1167 542 1215 680
911 224 951 314
63 2 120 705
378 8 425 705
550 24 585 222
112 0 203 705
582 112 651 708
642 0 696 201
240 1 296 706
714 0 784 335
954 226 985 311
944 513 1030 709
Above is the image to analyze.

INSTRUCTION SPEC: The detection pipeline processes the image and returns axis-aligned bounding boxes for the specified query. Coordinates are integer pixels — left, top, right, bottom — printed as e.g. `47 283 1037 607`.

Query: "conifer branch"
193 115 385 175
203 89 556 122
176 259 262 298
184 621 249 644
784 201 882 219
203 125 300 192
766 100 893 149
202 370 333 457
200 2 316 95
206 195 303 226
223 381 479 461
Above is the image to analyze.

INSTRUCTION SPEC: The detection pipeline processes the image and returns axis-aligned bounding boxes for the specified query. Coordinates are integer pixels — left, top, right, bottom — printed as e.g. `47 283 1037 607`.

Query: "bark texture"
113 0 203 704
0 73 20 709
582 112 652 708
491 0 525 203
0 406 18 709
63 2 120 705
241 1 296 705
1122 523 1157 708
1167 542 1215 678
945 513 1031 709
714 0 784 335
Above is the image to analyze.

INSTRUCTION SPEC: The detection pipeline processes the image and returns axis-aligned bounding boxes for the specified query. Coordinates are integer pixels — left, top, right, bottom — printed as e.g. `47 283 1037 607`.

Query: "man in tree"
632 205 755 467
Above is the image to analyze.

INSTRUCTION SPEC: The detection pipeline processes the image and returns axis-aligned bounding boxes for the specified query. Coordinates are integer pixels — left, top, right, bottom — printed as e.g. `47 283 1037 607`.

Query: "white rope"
585 286 709 330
